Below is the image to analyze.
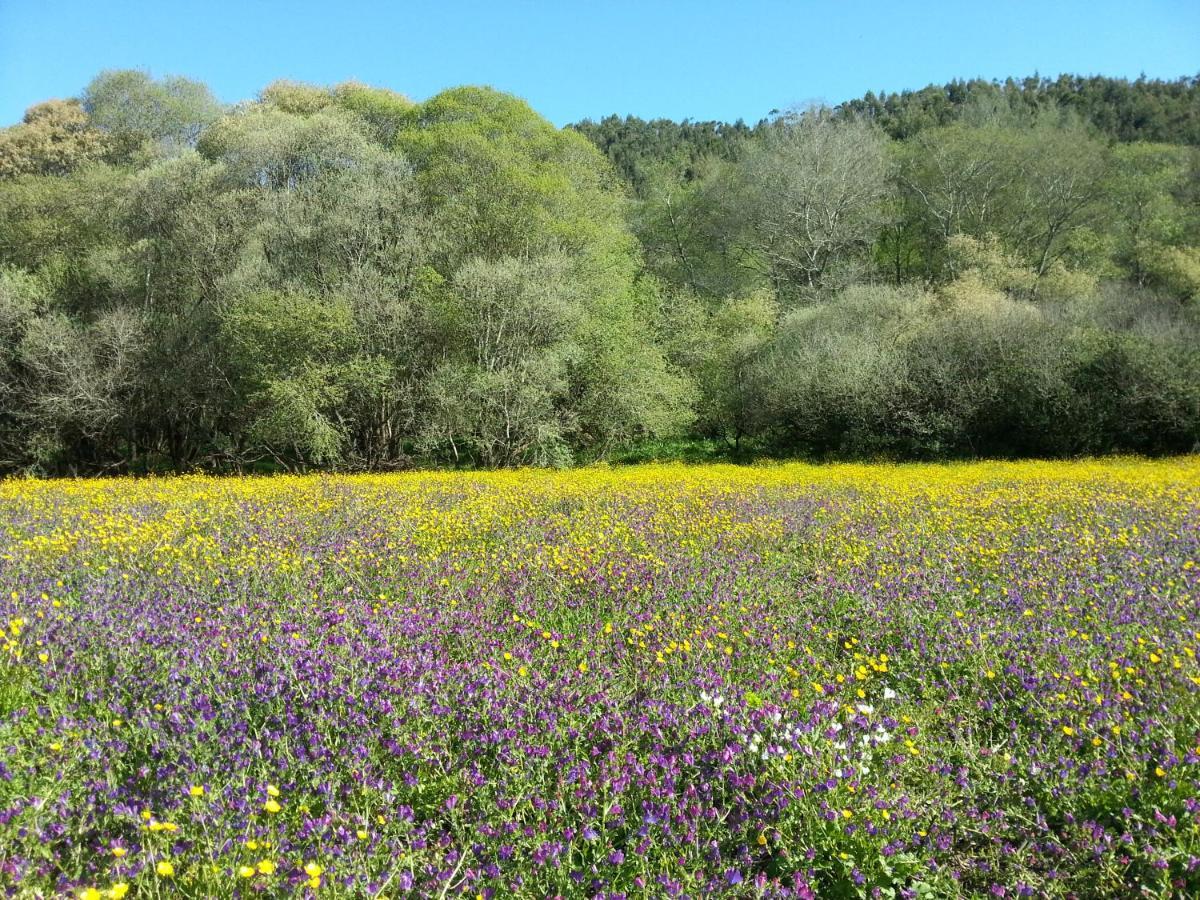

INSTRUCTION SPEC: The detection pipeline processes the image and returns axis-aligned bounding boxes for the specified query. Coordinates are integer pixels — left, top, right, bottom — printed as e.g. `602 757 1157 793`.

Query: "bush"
750 281 1199 459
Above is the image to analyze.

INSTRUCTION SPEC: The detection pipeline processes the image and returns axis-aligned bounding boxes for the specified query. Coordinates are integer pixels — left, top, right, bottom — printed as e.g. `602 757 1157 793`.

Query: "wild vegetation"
2 459 1198 897
0 72 1198 473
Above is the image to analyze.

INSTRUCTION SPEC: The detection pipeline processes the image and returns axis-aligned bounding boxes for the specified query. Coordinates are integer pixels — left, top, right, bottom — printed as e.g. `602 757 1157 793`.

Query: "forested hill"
568 117 760 197
572 74 1200 191
841 74 1200 142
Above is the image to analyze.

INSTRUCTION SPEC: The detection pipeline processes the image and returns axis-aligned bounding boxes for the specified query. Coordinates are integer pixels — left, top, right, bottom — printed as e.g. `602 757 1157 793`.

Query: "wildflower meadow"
2 459 1199 898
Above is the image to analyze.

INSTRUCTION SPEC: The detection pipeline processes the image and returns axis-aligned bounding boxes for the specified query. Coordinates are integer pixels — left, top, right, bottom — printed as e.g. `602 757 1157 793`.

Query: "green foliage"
258 79 334 115
892 122 1109 286
331 82 414 145
82 69 224 150
731 111 892 297
570 114 757 195
634 158 760 298
1143 245 1200 302
837 74 1200 144
748 282 1199 458
416 254 579 466
1103 143 1197 284
574 76 1200 200
0 68 1197 472
222 291 399 467
0 100 111 178
661 287 775 446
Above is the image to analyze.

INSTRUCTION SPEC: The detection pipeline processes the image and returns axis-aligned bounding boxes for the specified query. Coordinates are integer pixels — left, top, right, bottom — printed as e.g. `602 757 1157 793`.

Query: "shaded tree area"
1 69 1198 474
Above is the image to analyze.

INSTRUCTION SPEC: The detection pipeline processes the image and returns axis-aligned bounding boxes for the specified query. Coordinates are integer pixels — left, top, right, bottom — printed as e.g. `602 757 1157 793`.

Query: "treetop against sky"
1 0 1197 127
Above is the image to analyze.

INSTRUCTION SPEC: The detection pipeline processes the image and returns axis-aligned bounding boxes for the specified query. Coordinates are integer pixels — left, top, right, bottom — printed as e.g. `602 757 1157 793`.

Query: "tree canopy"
0 69 1197 473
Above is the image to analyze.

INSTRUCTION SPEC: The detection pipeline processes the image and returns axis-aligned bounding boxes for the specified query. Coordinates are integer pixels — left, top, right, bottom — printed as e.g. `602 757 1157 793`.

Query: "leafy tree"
661 287 775 449
895 123 1108 290
729 110 892 297
0 100 111 178
220 290 384 467
82 69 224 150
1104 143 1197 285
258 80 334 116
633 159 756 298
570 114 757 195
1 68 1197 472
331 82 415 146
838 74 1200 145
417 254 580 466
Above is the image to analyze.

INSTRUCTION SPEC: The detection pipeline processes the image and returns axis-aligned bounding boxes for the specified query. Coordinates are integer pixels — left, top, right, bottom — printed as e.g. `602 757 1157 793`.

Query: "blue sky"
1 0 1197 127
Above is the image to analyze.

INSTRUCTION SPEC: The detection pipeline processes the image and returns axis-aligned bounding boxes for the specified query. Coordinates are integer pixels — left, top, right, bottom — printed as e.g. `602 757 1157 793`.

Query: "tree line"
0 70 1197 473
573 74 1200 192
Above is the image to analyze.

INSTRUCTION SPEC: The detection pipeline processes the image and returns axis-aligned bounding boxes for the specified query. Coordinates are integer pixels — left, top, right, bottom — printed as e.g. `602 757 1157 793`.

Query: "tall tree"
0 100 111 178
82 69 224 150
730 110 892 298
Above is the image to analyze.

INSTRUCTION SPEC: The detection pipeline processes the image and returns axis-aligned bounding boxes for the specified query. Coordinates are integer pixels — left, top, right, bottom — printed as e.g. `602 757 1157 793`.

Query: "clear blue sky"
1 0 1197 127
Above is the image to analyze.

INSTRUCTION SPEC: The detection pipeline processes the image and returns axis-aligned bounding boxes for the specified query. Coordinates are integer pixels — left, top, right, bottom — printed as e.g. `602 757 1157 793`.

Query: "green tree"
661 287 775 449
0 100 111 178
1104 143 1196 284
730 110 892 298
633 158 756 298
83 69 224 150
221 290 384 467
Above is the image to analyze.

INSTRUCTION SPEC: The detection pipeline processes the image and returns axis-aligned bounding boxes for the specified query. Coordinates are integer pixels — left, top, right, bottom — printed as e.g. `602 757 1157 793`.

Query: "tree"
835 74 1200 145
82 69 224 150
397 87 692 461
1104 143 1196 284
896 123 1108 291
331 82 415 147
661 287 775 448
417 254 580 466
1 69 1197 472
0 100 111 178
570 114 756 196
220 290 385 467
729 110 892 298
895 124 1024 280
633 158 756 298
1007 124 1108 288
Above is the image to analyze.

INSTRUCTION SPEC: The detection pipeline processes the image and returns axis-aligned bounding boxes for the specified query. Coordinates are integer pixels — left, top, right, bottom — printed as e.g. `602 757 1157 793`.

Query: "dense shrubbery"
741 281 1200 459
0 70 1198 473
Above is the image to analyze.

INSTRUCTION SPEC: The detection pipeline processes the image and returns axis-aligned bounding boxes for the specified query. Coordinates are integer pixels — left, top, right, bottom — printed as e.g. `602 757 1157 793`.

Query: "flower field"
2 459 1199 898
